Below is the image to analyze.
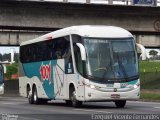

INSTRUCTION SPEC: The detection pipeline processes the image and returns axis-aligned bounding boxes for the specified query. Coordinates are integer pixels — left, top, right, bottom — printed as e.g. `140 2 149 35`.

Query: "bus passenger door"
53 59 67 99
53 36 70 99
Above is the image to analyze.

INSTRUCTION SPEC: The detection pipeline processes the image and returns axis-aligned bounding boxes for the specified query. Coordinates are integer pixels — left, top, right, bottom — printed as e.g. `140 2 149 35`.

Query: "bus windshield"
84 38 138 82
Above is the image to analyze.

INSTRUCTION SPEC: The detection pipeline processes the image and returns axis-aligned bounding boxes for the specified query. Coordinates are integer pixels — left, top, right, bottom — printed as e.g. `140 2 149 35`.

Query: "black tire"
40 99 49 104
33 87 40 104
28 91 34 104
115 100 126 108
27 86 30 98
70 90 82 108
65 100 72 106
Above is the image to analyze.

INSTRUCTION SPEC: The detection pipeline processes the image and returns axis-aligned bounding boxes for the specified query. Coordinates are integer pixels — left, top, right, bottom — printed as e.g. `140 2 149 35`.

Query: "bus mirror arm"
76 43 86 61
136 43 147 60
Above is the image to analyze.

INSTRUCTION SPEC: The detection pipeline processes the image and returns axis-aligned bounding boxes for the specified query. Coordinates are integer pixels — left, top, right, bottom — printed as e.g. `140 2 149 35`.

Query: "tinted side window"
20 36 70 63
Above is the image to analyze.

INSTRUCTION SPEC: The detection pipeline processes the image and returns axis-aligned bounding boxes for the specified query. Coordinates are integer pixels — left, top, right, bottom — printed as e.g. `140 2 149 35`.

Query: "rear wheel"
33 87 40 104
28 91 34 104
70 89 82 108
115 100 126 108
28 86 48 104
27 85 30 98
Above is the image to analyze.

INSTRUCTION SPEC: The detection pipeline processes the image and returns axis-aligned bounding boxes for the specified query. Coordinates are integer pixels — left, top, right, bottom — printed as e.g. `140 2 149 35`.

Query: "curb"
139 99 160 103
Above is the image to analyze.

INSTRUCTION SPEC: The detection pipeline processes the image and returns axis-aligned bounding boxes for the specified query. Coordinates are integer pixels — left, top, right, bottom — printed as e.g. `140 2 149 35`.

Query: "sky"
0 47 19 55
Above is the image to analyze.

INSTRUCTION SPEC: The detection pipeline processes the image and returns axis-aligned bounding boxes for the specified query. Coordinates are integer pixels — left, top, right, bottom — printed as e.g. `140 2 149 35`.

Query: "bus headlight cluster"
90 85 95 89
133 83 140 89
0 85 3 90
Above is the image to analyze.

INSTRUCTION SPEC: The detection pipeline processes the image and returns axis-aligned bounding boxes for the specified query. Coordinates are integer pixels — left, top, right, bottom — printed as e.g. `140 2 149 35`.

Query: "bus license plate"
106 84 113 87
111 94 120 99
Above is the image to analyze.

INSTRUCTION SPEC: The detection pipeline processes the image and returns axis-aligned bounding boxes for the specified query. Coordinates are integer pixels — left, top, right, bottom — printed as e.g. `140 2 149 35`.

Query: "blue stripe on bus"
23 60 57 99
121 79 138 88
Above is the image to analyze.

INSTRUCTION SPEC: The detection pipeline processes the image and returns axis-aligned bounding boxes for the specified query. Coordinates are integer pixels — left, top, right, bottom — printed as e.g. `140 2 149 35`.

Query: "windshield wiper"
116 53 128 81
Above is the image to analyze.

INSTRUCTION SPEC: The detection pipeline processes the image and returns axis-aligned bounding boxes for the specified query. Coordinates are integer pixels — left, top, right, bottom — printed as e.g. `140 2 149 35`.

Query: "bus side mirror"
76 43 86 61
136 43 147 60
2 65 6 74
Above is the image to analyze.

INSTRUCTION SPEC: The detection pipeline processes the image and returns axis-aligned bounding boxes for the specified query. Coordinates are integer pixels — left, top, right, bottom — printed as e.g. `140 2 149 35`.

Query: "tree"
2 53 11 62
14 53 19 63
5 63 18 80
149 50 158 58
0 53 2 61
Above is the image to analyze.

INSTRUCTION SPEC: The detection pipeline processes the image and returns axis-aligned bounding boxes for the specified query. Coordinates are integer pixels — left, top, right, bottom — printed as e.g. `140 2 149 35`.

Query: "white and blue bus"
19 25 146 108
0 64 5 95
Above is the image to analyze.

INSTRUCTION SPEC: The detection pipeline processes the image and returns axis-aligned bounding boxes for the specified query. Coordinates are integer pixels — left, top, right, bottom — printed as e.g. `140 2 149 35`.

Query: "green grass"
139 60 160 73
140 93 160 100
136 61 160 100
139 61 160 89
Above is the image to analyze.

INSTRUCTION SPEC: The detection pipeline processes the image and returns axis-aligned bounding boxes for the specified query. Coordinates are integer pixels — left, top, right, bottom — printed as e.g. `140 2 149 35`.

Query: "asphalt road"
0 96 160 120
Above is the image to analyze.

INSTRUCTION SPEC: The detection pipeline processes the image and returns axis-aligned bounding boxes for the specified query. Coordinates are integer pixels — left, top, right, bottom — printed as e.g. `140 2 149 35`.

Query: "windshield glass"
84 38 138 81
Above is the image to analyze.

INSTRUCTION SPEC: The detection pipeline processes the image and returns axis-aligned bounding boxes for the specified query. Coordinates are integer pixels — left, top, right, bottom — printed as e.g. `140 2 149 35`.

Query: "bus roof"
20 25 133 46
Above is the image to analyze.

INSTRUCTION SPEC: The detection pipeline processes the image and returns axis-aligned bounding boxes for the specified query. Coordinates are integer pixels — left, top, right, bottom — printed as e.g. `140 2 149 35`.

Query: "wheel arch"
26 83 31 97
69 82 76 99
32 83 37 92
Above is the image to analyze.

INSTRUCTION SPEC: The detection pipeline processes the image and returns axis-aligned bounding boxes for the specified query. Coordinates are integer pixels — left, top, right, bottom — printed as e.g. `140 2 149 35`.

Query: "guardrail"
42 0 160 6
4 80 19 96
8 0 160 6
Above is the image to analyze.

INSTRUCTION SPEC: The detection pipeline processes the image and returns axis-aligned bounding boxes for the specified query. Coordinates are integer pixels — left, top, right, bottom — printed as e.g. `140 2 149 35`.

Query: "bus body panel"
54 59 68 99
67 74 85 101
84 79 140 101
0 83 4 95
84 86 140 101
20 26 133 46
19 76 48 98
20 60 57 99
19 58 76 100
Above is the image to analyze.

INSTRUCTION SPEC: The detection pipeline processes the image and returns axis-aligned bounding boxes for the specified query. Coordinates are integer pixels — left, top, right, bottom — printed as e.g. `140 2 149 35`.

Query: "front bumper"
0 84 4 95
84 86 140 101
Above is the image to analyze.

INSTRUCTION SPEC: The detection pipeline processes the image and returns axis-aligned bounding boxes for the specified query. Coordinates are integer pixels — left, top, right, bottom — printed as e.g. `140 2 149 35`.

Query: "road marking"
129 101 160 105
19 116 42 120
2 102 19 105
74 109 112 113
154 107 160 109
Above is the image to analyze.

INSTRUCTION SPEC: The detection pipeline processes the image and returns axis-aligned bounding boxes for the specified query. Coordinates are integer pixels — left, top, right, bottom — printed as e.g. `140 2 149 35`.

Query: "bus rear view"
19 25 141 108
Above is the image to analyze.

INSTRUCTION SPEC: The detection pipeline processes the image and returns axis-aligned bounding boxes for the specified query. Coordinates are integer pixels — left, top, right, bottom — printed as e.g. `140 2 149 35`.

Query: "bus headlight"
133 84 140 89
90 85 95 89
133 84 138 89
0 84 4 89
0 85 4 91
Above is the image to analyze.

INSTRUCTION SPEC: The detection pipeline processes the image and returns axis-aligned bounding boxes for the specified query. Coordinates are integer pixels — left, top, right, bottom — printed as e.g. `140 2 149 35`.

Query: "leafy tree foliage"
5 63 18 80
149 50 158 57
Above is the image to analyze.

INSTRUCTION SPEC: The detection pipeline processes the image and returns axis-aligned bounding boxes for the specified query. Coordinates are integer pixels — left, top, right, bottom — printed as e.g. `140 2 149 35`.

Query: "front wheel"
115 100 126 108
70 90 82 108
